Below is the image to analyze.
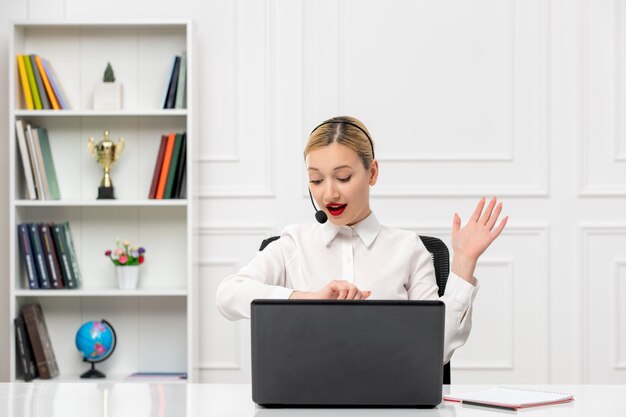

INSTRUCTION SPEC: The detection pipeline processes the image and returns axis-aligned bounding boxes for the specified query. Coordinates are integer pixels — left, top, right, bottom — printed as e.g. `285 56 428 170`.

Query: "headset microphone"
308 188 327 224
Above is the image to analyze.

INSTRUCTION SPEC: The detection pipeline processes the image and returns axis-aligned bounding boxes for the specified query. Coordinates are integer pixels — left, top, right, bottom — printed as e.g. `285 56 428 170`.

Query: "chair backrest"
258 234 451 384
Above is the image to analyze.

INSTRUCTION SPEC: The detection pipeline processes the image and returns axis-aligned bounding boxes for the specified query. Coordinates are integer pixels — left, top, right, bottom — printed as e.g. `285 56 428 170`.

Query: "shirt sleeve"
406 236 479 364
216 232 295 321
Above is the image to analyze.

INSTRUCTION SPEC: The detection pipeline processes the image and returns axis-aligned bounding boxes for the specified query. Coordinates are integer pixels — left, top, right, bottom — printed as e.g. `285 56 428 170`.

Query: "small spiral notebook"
443 387 574 410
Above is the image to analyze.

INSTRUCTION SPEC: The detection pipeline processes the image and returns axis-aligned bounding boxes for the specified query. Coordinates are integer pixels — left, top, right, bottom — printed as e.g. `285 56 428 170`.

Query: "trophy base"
97 186 115 200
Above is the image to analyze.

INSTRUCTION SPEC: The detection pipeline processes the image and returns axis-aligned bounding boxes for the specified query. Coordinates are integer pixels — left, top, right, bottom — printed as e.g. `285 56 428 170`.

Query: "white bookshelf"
8 21 195 382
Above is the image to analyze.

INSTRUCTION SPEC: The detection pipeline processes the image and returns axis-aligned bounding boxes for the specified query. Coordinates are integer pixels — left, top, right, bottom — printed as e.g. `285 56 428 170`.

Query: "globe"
75 319 117 378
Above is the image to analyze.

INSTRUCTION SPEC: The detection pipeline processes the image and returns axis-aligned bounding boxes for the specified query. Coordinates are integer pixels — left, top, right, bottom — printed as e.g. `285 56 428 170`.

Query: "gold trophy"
87 130 125 199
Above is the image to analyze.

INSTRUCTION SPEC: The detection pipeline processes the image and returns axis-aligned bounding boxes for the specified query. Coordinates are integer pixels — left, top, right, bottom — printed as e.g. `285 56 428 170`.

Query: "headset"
307 118 375 224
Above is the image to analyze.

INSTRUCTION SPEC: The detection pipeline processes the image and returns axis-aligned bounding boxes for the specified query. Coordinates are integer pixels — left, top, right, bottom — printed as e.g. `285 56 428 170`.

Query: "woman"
216 116 508 363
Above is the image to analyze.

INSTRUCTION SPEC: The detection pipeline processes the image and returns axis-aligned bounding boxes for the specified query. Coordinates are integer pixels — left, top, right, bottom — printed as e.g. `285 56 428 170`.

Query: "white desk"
0 383 623 417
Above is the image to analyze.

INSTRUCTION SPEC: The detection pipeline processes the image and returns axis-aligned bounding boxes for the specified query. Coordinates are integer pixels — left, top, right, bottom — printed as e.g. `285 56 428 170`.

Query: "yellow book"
16 55 34 110
35 56 60 110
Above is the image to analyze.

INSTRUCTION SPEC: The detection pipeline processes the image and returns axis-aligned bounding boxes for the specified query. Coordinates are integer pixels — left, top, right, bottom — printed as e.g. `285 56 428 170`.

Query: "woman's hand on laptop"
290 280 371 300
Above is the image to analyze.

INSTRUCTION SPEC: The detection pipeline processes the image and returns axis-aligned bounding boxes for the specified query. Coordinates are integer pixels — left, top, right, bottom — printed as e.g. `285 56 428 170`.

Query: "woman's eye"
309 179 323 185
337 175 352 183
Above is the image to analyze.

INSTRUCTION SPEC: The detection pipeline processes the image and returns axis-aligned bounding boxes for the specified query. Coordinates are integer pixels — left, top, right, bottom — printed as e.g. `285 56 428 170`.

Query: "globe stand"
81 361 106 379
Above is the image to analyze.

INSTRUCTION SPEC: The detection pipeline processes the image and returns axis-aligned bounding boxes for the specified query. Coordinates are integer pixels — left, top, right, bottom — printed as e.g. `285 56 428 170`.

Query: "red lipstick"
326 204 347 217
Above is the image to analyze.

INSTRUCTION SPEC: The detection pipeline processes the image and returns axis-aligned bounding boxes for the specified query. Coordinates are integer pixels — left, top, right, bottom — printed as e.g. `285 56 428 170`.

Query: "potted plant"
105 238 146 289
94 62 123 110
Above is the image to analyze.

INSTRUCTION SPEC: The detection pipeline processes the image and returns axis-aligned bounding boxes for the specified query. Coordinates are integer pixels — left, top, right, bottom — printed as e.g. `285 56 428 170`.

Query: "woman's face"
305 142 378 226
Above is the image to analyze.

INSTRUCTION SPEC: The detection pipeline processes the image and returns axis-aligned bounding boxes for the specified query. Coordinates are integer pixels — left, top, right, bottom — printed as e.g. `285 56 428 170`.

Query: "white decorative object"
116 265 140 289
94 62 123 110
94 83 123 110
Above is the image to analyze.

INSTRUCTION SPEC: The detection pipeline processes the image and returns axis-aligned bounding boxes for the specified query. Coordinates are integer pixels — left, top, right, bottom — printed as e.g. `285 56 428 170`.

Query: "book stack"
16 54 69 110
14 303 59 381
15 120 61 200
17 222 81 290
162 52 187 109
149 132 187 199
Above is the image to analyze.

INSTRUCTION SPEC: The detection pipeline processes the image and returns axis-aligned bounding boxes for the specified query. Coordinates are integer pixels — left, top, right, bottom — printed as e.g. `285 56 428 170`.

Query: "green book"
62 221 81 288
23 55 42 110
164 133 183 199
37 129 60 199
175 51 186 109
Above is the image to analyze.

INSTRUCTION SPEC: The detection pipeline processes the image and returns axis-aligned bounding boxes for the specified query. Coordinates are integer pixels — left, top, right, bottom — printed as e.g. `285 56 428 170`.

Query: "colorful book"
149 135 168 199
172 133 187 198
50 223 77 289
35 55 60 110
23 55 42 110
38 224 64 289
28 223 51 289
15 120 37 199
29 55 51 110
62 221 81 288
31 128 51 199
18 224 39 289
156 133 176 199
25 124 45 200
41 59 68 110
16 55 34 110
164 56 181 109
37 128 61 199
175 51 187 109
164 133 183 198
14 316 37 381
21 304 59 379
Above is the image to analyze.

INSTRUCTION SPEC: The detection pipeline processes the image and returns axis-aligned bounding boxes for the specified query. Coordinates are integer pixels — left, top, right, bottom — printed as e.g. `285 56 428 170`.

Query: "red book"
156 133 176 199
149 135 168 199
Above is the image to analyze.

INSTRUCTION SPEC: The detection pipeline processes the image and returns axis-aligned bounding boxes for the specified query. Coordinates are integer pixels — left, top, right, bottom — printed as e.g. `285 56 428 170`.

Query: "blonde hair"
303 116 375 169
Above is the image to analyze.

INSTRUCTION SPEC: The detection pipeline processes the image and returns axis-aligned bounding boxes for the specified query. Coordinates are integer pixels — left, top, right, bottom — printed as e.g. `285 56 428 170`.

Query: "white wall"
1 0 625 384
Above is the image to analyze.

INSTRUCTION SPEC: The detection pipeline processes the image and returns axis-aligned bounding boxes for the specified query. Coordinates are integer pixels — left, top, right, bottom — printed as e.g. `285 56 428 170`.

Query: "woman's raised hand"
451 197 508 282
289 280 371 300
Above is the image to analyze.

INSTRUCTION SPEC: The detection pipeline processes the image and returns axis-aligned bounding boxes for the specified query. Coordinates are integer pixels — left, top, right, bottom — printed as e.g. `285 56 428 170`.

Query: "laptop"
251 299 445 407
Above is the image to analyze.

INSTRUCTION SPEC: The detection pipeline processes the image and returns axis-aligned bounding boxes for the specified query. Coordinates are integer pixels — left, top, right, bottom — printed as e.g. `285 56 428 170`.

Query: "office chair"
258 234 452 385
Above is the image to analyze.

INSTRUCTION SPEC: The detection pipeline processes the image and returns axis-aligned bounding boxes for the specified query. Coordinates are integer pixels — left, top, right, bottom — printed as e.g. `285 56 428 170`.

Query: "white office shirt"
216 212 479 364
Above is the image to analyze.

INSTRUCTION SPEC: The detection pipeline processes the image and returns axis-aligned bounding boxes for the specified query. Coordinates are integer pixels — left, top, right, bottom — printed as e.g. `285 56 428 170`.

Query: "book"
164 133 183 198
443 387 574 410
30 55 51 110
172 133 186 198
38 223 64 289
35 55 60 110
15 120 37 199
20 304 59 379
62 221 81 288
16 55 34 110
156 133 176 199
25 124 45 199
175 51 187 109
41 59 68 110
14 315 37 381
37 128 61 199
50 223 77 289
149 135 168 199
164 56 181 109
31 128 51 199
18 224 39 289
28 223 51 289
23 55 42 110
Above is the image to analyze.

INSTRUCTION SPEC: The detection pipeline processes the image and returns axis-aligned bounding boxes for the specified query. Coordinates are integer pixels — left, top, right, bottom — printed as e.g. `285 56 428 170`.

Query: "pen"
462 400 517 411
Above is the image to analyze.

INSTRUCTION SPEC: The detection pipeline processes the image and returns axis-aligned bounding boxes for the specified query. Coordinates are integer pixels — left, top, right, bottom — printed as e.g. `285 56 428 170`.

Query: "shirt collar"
321 212 381 248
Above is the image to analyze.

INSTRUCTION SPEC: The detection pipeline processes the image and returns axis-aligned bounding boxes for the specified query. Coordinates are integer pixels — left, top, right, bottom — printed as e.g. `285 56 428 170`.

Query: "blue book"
28 223 51 289
17 224 39 289
41 59 68 110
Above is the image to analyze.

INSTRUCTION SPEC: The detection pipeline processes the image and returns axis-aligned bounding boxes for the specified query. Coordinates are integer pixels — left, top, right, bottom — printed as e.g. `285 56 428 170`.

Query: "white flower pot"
116 265 140 290
94 82 123 110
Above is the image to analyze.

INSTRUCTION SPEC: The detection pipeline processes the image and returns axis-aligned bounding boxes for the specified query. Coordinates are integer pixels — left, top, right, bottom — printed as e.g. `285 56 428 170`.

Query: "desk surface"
0 383 623 417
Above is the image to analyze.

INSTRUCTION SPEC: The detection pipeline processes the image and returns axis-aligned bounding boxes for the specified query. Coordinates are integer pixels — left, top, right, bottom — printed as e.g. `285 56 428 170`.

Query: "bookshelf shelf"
14 110 188 117
9 20 195 383
15 289 188 297
15 200 188 207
